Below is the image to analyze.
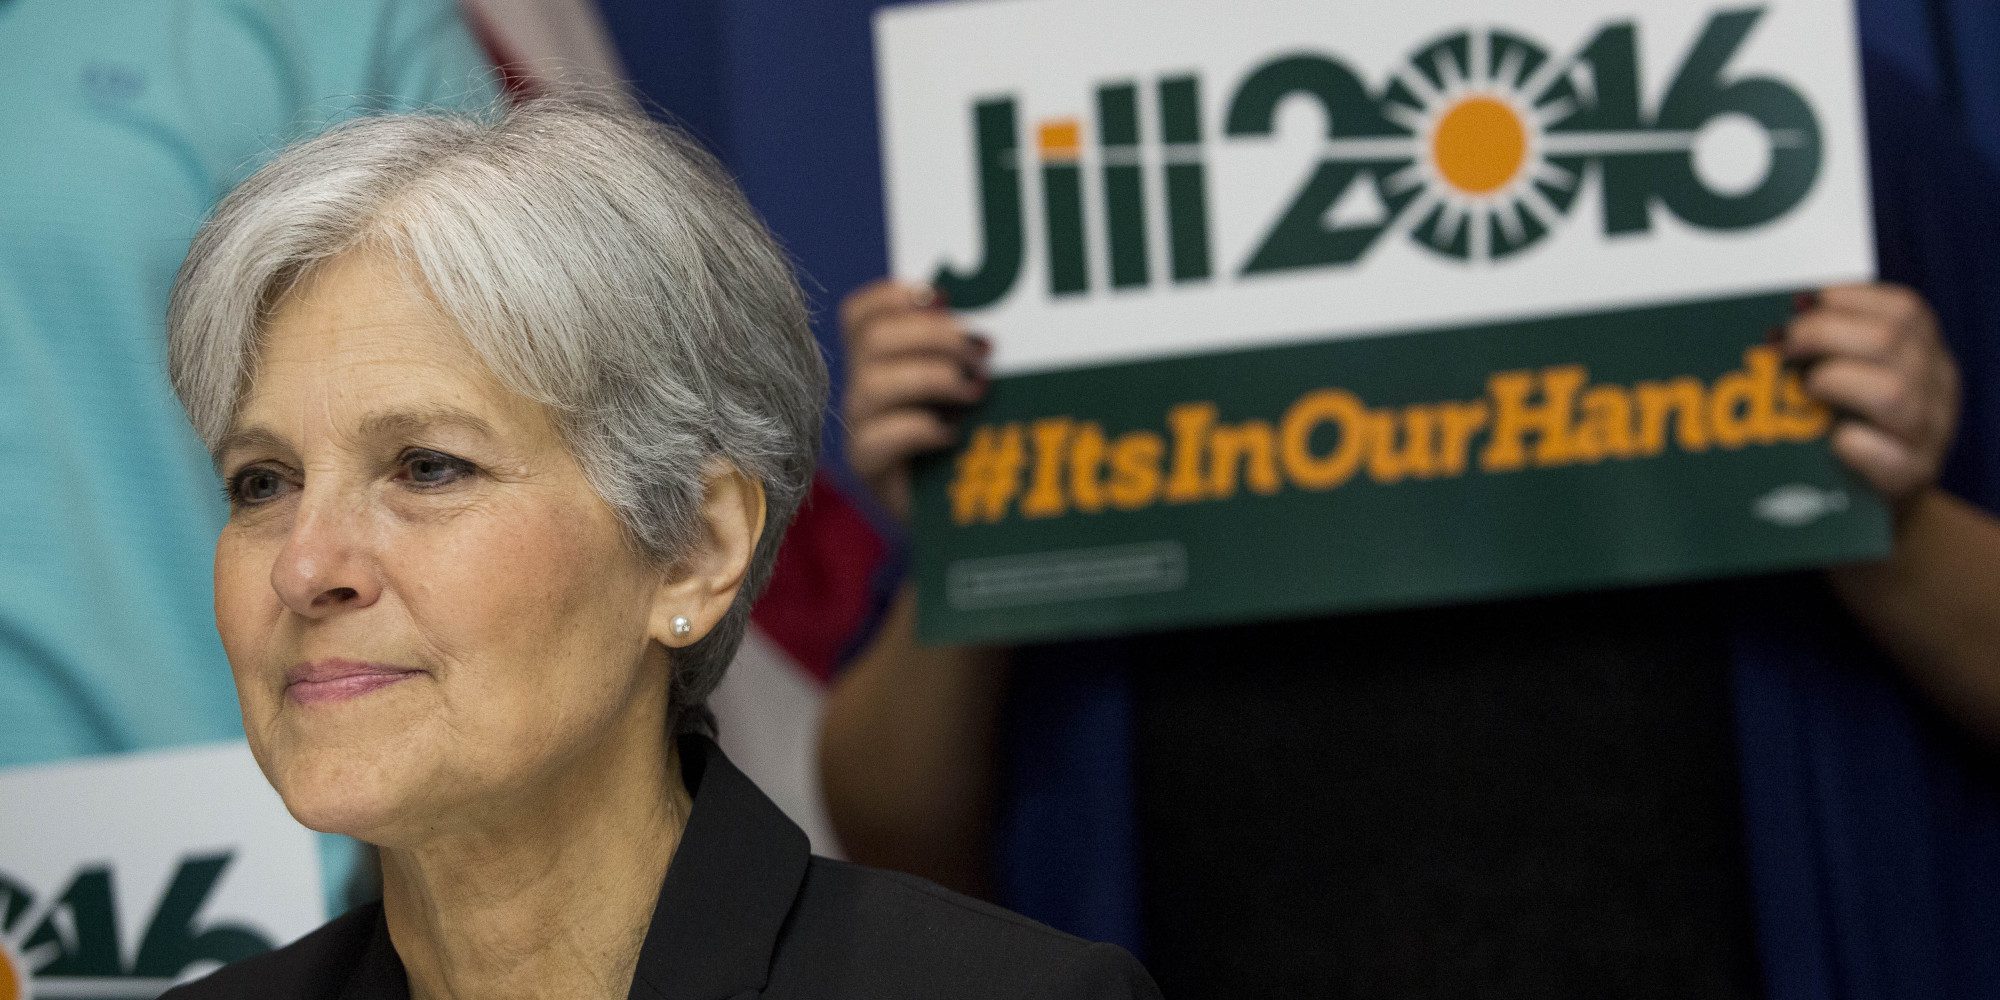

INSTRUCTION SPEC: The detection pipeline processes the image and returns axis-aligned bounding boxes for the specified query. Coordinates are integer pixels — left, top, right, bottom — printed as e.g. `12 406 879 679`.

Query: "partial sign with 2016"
0 744 324 1000
877 0 1884 644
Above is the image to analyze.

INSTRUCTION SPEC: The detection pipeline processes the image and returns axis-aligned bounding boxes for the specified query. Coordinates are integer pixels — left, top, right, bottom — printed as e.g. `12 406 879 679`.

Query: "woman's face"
213 249 674 844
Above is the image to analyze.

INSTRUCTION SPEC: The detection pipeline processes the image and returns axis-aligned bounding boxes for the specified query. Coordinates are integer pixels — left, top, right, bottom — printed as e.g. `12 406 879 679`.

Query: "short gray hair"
167 97 827 736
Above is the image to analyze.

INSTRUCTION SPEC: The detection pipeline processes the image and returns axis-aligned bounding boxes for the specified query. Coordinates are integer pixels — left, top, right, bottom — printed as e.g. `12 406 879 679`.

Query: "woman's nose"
270 496 381 618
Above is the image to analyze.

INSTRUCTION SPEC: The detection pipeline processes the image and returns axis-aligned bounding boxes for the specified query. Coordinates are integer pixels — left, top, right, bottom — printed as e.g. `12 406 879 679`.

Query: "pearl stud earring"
671 615 693 638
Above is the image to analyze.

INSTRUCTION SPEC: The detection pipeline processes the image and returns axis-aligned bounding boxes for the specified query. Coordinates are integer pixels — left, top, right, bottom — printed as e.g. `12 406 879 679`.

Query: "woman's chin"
279 782 404 839
261 743 430 841
246 697 445 838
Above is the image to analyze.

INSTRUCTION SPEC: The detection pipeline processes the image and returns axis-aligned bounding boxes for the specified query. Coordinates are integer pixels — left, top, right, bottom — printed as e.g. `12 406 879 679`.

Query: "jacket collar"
628 734 811 1000
338 735 811 1000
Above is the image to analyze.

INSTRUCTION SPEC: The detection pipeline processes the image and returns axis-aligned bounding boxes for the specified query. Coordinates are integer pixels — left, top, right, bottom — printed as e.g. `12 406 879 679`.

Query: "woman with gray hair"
157 98 1158 1000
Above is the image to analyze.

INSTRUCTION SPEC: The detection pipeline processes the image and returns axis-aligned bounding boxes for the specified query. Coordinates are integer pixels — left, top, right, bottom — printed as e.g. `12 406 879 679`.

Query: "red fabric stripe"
461 1 539 100
751 474 890 684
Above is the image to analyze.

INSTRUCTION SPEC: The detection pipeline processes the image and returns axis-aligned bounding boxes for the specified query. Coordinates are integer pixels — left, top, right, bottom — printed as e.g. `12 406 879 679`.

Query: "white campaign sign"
0 743 324 999
876 0 1873 375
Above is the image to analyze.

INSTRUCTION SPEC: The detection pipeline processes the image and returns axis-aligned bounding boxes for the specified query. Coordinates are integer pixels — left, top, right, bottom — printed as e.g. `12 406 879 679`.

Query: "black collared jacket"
161 736 1159 1000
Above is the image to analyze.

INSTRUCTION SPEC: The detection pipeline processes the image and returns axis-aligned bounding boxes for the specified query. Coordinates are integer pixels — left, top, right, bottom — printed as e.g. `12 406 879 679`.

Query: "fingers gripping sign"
841 281 992 522
1783 283 1961 515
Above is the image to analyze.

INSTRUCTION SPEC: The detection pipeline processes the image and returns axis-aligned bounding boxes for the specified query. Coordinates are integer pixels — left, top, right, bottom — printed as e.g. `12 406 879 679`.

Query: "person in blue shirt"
0 0 498 905
821 30 2000 1000
828 280 1999 999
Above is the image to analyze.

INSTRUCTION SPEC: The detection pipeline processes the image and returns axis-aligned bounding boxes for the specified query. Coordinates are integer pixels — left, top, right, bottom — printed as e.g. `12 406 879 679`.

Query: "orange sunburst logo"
0 936 26 1000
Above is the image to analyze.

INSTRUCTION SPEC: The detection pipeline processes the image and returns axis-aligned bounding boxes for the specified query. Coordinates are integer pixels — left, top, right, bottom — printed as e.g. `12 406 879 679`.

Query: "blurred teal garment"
0 0 498 901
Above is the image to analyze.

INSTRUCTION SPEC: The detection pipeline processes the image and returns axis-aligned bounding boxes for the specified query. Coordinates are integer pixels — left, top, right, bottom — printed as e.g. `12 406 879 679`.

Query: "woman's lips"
286 658 422 705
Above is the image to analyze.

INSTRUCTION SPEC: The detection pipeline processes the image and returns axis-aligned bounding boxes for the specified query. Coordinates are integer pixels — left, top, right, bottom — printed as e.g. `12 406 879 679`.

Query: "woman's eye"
399 449 475 487
226 467 292 505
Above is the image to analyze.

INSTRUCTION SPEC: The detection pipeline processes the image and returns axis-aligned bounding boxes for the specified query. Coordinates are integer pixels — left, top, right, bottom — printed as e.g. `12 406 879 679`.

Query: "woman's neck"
377 728 692 1000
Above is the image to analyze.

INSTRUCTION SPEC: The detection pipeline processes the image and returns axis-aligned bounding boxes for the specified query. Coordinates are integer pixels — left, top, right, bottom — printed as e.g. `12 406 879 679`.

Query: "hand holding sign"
842 281 991 523
1786 284 1960 511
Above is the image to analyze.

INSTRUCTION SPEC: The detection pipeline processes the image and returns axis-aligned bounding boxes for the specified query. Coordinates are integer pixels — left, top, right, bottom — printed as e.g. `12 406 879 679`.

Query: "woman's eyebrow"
213 406 499 468
355 406 499 443
211 426 289 469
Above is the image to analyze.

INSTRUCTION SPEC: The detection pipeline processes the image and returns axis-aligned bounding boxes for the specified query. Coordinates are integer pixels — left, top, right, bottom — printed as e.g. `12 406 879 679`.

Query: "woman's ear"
651 462 767 648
